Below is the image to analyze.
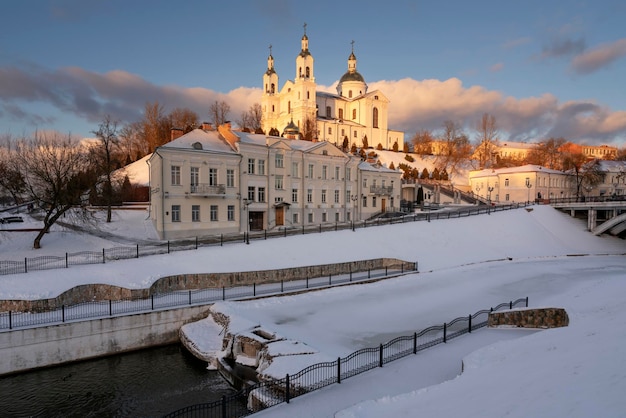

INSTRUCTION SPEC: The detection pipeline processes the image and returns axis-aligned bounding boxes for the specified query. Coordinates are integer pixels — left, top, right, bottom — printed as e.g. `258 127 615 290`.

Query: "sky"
1 203 625 417
1 0 626 146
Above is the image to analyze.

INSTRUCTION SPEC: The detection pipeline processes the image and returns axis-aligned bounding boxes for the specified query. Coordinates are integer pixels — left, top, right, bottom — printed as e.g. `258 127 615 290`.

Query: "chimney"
201 122 213 131
218 121 240 148
170 128 184 141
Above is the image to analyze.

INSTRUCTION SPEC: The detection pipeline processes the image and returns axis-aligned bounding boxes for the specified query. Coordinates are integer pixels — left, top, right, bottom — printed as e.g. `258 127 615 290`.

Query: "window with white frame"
248 158 255 174
171 205 180 222
321 189 327 203
308 213 313 223
307 189 313 203
275 175 283 189
362 196 367 207
322 212 327 222
322 165 327 180
293 213 299 223
226 169 235 188
192 205 200 222
275 154 283 168
248 186 255 201
210 205 218 221
373 196 377 207
308 164 314 178
292 162 299 177
334 190 340 204
258 159 266 175
292 188 298 202
208 168 217 186
335 212 340 222
190 167 199 190
171 166 181 186
258 187 266 202
505 178 509 187
335 166 340 180
227 205 235 221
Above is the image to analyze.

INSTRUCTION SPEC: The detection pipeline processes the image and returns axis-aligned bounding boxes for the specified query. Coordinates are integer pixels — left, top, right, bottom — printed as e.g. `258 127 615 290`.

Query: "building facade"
261 29 404 151
148 124 401 239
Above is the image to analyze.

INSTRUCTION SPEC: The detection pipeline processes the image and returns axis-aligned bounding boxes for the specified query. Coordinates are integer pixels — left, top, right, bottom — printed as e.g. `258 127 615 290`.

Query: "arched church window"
326 106 331 118
349 90 353 98
288 101 291 113
265 83 268 93
271 83 275 93
373 107 379 128
307 91 310 99
272 105 275 112
352 109 357 120
299 67 302 77
338 109 343 120
306 67 310 78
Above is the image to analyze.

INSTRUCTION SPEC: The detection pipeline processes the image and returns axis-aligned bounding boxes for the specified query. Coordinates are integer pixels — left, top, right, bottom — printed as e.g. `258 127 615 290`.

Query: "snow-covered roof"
471 164 565 177
358 160 399 173
159 129 237 154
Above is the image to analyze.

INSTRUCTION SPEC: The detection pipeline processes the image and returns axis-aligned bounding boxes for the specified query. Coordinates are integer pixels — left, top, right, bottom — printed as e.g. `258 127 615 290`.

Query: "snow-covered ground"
1 205 625 417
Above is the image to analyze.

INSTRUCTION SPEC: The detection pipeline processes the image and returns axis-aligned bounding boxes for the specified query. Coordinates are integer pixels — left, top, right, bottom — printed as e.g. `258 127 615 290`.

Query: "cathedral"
261 27 405 151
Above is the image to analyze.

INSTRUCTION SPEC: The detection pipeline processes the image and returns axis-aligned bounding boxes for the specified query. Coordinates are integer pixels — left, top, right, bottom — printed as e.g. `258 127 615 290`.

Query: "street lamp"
475 185 481 204
487 186 494 214
350 194 358 231
525 179 532 204
243 198 252 244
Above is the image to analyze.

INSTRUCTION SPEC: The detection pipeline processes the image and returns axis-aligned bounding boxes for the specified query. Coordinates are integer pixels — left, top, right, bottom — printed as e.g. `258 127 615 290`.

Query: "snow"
1 204 625 417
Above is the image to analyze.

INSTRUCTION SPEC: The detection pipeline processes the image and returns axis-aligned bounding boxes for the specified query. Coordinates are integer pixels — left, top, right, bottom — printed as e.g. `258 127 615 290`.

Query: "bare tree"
118 122 145 164
411 129 434 154
301 116 317 141
435 120 472 177
209 100 231 128
0 138 26 205
168 107 199 133
142 101 170 153
526 137 567 169
15 133 96 249
474 113 499 169
92 115 120 223
563 153 603 200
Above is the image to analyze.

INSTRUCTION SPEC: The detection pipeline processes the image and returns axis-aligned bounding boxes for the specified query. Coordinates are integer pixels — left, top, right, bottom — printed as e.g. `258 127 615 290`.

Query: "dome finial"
303 22 307 36
351 39 355 53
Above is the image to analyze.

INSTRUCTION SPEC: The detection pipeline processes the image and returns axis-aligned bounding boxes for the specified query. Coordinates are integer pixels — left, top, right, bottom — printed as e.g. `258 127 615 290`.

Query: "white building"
261 28 404 151
148 124 401 239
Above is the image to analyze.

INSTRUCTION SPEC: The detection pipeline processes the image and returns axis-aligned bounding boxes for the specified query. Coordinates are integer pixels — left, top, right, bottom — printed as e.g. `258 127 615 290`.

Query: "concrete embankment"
0 305 210 376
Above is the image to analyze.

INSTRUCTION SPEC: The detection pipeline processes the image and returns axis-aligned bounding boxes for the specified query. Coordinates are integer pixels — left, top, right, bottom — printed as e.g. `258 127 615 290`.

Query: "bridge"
551 197 626 237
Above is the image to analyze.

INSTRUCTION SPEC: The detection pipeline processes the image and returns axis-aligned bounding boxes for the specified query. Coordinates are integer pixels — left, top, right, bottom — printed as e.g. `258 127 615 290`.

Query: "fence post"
349 266 352 282
284 228 287 237
319 224 322 233
62 305 65 322
385 267 388 276
9 311 11 330
65 253 68 268
526 296 529 307
328 273 331 286
337 357 341 384
195 236 198 250
368 269 371 279
151 295 154 310
102 248 105 264
167 241 170 254
468 314 472 333
189 290 192 305
136 244 139 258
413 332 417 354
281 280 284 293
510 300 513 309
302 225 305 234
24 258 27 274
265 230 267 240
109 299 112 316
285 374 290 404
306 277 309 288
222 287 226 300
443 323 447 343
253 282 256 297
379 344 384 367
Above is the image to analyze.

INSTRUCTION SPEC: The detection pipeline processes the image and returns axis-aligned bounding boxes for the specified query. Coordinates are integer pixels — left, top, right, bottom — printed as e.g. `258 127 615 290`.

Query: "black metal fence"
0 263 414 331
163 297 529 418
0 203 527 276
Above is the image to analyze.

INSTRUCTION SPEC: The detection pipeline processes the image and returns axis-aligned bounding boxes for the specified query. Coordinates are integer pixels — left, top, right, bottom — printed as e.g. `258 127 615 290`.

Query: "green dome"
339 70 365 83
283 120 300 135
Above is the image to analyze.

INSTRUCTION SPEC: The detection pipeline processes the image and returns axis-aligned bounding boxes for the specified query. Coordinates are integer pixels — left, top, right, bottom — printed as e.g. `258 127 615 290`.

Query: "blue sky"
1 0 625 146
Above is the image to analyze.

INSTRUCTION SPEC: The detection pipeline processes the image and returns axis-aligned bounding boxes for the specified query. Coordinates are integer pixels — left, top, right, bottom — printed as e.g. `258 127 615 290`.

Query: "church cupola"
263 44 279 95
296 23 314 81
337 40 367 98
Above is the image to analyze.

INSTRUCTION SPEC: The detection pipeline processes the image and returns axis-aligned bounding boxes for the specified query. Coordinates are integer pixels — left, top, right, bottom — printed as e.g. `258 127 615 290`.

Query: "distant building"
581 144 618 160
261 27 404 151
148 124 401 239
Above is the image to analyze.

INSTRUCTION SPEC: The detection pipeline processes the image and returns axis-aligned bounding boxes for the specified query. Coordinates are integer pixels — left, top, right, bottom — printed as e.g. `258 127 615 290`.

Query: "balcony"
190 184 226 196
370 185 394 196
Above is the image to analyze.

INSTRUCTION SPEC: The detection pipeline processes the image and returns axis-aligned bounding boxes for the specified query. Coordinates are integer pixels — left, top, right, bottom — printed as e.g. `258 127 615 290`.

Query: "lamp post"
487 186 494 214
350 194 358 231
525 179 532 204
243 198 252 244
475 185 481 205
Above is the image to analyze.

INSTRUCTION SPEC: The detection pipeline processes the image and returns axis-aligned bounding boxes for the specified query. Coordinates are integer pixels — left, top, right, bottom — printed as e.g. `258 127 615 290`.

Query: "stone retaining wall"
488 307 569 328
0 258 416 313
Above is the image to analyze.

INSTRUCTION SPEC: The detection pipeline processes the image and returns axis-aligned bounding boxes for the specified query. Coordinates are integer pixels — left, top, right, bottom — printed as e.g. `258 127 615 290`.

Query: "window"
363 178 367 188
171 205 180 222
275 154 283 168
353 130 357 138
292 188 298 202
328 127 332 135
307 189 313 203
275 175 283 189
292 162 299 177
334 190 340 204
208 168 217 186
372 196 377 207
338 109 344 120
308 164 314 178
362 196 367 207
258 159 266 175
505 193 510 201
352 109 356 120
210 205 218 221
258 187 266 202
192 205 200 222
227 169 235 188
341 129 345 136
505 178 509 187
275 197 283 203
335 166 340 180
335 212 340 222
248 158 255 174
326 106 331 118
349 90 353 98
346 168 351 181
288 101 291 113
171 166 181 186
227 205 235 221
347 211 351 222
321 189 327 203
293 213 299 223
308 213 314 223
248 186 255 201
346 190 351 203
373 107 379 128
322 212 327 222
322 165 327 180
190 167 199 189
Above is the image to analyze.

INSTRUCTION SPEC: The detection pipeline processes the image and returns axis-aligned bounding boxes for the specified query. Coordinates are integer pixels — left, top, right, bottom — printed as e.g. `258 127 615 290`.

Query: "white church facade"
261 28 405 151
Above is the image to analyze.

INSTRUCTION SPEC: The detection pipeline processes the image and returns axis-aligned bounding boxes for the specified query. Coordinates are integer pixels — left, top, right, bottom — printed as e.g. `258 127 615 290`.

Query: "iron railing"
163 297 529 417
0 203 528 277
0 263 414 331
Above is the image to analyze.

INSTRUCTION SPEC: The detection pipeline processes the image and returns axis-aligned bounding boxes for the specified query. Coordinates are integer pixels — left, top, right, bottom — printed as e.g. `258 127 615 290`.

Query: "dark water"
0 344 235 418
